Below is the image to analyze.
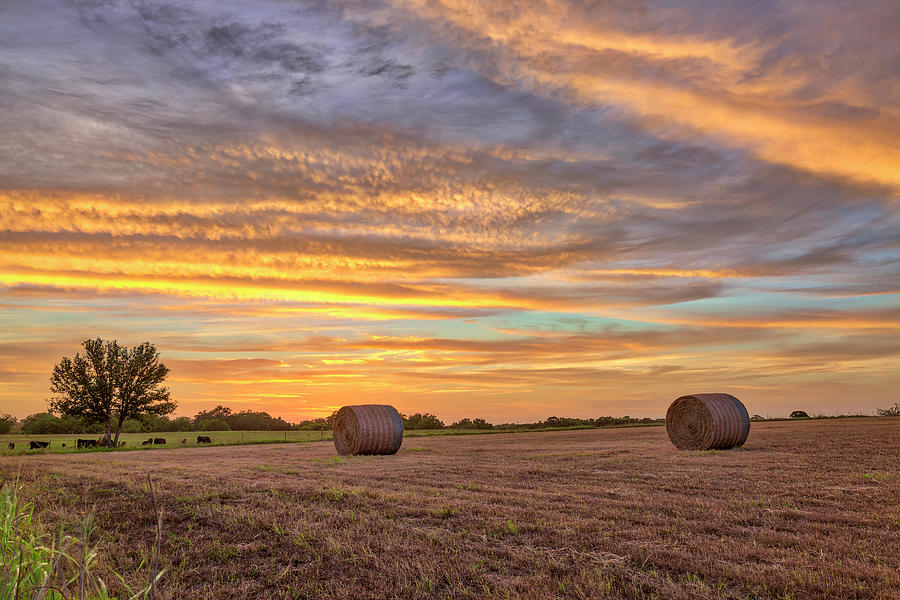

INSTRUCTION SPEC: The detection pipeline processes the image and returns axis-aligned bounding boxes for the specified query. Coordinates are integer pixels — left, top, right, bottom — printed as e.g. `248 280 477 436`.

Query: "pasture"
1 418 898 599
0 425 653 456
0 430 330 455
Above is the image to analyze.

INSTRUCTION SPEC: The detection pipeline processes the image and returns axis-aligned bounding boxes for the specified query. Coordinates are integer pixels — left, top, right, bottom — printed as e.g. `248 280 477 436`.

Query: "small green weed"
434 507 457 519
323 487 346 502
862 471 891 482
502 520 520 536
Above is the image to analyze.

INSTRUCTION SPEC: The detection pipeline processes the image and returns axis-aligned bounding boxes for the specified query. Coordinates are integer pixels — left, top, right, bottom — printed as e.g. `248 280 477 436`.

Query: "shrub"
120 418 145 433
449 418 494 430
790 410 810 419
20 413 88 435
402 413 444 430
876 403 900 417
294 418 329 431
0 414 16 435
171 417 194 432
196 418 231 431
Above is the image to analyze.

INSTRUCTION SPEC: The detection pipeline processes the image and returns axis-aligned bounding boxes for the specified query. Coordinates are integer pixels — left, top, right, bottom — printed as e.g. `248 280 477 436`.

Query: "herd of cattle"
7 435 215 451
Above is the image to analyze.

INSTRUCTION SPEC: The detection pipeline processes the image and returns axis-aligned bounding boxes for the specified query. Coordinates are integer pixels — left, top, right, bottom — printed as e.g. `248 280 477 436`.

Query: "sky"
1 0 898 423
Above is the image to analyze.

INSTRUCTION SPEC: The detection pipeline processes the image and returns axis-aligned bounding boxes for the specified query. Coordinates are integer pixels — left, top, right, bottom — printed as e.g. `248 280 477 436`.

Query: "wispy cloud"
1 0 897 420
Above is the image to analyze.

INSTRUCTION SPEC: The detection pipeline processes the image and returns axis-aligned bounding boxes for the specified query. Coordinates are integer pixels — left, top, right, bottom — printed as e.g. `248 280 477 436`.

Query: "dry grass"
1 418 898 599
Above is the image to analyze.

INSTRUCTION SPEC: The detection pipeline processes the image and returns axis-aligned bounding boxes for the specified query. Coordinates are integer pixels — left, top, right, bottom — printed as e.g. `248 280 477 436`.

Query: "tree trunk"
113 415 124 447
104 417 112 447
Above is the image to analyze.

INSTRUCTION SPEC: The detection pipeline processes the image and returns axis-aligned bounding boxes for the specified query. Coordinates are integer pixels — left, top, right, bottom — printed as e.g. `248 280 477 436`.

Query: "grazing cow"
197 436 212 444
29 441 50 450
119 441 126 447
61 443 66 447
7 442 13 450
77 438 99 449
181 438 187 444
154 438 166 445
141 437 153 446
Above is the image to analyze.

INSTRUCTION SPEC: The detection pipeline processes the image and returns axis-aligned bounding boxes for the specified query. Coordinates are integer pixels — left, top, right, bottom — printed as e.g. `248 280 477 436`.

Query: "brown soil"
2 418 898 599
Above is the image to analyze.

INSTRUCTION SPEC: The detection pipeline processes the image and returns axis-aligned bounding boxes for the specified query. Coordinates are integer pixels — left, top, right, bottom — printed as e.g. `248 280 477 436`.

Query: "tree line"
3 409 662 435
6 405 899 436
7 409 293 435
291 412 662 431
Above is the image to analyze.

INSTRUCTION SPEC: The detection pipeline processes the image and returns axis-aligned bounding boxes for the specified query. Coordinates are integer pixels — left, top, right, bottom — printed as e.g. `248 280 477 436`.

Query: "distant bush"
135 414 187 432
402 413 445 430
120 418 145 433
171 416 195 431
0 413 16 434
877 403 900 417
21 412 60 434
295 417 330 431
139 414 172 432
196 417 231 431
449 418 493 430
790 410 810 419
21 412 95 434
193 405 292 431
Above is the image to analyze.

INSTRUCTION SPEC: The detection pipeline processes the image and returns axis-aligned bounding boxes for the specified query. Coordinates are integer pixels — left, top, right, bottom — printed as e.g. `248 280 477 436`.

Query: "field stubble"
1 418 898 599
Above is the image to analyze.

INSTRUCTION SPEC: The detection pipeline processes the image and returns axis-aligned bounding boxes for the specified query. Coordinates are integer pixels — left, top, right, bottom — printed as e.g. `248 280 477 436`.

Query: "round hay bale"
666 393 750 450
332 404 404 456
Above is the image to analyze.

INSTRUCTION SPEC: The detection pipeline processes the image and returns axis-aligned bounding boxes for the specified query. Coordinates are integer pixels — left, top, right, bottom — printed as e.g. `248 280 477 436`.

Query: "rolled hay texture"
666 393 750 450
333 404 404 456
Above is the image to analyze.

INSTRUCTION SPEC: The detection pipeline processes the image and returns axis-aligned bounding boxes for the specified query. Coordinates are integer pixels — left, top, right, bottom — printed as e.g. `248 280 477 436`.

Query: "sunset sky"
1 0 898 422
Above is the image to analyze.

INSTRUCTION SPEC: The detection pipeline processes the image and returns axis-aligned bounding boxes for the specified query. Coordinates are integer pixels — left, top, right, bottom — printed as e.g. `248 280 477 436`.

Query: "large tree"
50 338 176 446
50 338 121 445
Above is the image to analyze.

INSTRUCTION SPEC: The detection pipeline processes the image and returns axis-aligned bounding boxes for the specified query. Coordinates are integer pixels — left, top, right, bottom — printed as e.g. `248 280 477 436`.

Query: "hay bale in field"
666 393 750 450
332 405 403 456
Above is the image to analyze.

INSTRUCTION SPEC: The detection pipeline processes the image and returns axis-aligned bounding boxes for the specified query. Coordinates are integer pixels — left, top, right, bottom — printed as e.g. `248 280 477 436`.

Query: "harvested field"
1 418 898 599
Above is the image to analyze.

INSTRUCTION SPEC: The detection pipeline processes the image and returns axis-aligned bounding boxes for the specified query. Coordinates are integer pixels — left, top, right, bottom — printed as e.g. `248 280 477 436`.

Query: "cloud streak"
1 0 898 420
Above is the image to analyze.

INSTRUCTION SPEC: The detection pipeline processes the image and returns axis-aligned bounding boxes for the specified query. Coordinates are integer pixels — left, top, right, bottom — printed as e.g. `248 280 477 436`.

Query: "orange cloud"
398 0 900 189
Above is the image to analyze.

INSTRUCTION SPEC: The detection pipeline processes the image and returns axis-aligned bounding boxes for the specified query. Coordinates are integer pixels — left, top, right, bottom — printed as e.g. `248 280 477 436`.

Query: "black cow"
29 441 50 450
77 438 99 449
141 437 153 446
119 441 126 447
153 438 166 445
197 436 212 444
7 442 13 450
